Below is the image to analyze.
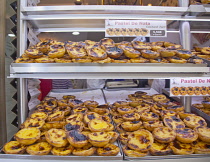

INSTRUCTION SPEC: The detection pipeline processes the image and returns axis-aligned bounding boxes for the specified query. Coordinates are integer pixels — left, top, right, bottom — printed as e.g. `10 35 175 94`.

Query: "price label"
170 77 210 96
105 20 167 37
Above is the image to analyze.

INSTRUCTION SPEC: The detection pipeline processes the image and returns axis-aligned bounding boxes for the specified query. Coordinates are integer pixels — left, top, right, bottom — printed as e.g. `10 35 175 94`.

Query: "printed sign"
170 77 210 96
105 20 166 37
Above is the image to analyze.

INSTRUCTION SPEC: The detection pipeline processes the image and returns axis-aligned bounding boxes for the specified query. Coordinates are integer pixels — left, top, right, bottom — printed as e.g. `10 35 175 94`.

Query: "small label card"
105 20 166 37
170 77 210 96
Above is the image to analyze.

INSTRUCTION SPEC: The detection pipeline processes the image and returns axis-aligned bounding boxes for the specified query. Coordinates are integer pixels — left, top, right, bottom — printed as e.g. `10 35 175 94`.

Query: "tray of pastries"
0 89 123 160
103 88 210 160
193 46 210 66
14 38 206 65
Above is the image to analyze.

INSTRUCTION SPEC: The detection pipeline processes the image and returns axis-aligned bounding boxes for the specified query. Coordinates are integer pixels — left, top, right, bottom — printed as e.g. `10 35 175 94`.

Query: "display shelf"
9 63 209 79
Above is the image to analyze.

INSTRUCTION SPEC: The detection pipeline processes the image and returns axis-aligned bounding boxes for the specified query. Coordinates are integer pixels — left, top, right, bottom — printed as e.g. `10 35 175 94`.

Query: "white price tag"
28 0 39 6
28 29 40 46
170 77 210 96
28 99 40 110
29 88 41 97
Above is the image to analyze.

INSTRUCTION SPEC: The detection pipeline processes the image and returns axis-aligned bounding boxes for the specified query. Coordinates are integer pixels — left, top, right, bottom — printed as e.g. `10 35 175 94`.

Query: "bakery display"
14 39 205 65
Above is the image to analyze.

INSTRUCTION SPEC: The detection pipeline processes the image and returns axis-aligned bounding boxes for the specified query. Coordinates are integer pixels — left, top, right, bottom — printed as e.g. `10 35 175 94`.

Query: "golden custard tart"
66 113 83 123
57 99 69 107
72 143 96 156
64 121 84 132
141 50 160 59
34 56 55 63
97 143 120 156
26 142 52 155
195 126 210 142
143 120 164 132
150 142 172 156
83 100 99 108
53 106 71 116
170 140 194 155
15 127 41 145
202 100 210 109
45 128 68 147
168 56 187 63
171 87 180 96
83 112 101 124
42 98 57 108
160 110 179 119
153 127 176 143
48 49 65 58
87 47 107 61
164 116 185 129
123 146 148 157
68 99 84 108
41 121 66 131
87 118 109 132
21 117 45 129
135 104 151 114
15 57 35 63
119 132 130 145
129 100 142 107
3 141 26 154
122 46 141 59
72 106 88 114
25 49 43 59
89 107 109 115
100 38 115 46
121 121 142 132
178 112 195 120
158 49 176 57
151 104 166 115
47 111 65 122
193 140 210 154
117 106 135 115
166 105 184 112
113 101 129 107
67 46 87 59
201 47 210 55
101 115 111 123
62 95 76 100
54 58 72 63
141 111 159 121
106 46 123 59
88 132 112 147
116 123 126 133
127 129 154 152
175 128 198 143
122 112 141 121
183 115 207 129
152 94 167 102
158 101 177 108
112 115 124 124
51 145 74 156
37 131 47 143
107 131 119 143
66 130 88 148
175 49 193 59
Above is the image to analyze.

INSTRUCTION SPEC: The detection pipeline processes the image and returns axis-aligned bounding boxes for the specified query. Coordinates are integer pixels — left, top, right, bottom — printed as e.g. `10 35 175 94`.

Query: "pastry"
193 140 210 154
47 111 65 122
53 106 71 116
153 127 176 143
202 100 210 109
64 121 84 132
20 117 45 129
84 100 99 108
123 146 148 157
117 106 135 115
15 127 41 145
175 49 193 59
119 132 130 145
143 120 164 132
25 49 43 59
150 142 172 156
30 112 48 120
72 143 96 156
152 94 167 102
201 47 210 55
121 120 142 132
176 128 198 143
26 142 52 155
88 118 109 132
127 129 154 151
170 140 194 155
87 47 107 61
134 28 142 36
88 132 111 147
141 50 160 59
183 115 207 129
3 141 26 154
122 46 141 58
67 46 87 59
158 49 176 57
122 113 141 121
107 131 119 143
72 106 88 114
97 143 120 156
45 128 68 147
68 99 84 108
168 56 187 63
163 116 185 129
51 145 74 156
41 121 66 131
195 126 210 142
66 130 88 148
141 111 159 121
15 57 35 63
166 105 184 112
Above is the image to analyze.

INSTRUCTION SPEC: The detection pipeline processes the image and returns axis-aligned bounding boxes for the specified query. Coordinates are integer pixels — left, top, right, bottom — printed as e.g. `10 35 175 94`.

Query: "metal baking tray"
0 88 123 160
102 88 210 160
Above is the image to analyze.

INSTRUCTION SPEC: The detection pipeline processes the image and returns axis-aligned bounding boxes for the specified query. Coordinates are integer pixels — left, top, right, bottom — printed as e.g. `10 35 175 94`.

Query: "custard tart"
51 145 74 156
119 132 130 145
83 112 101 124
141 50 160 59
3 141 26 154
64 121 84 132
68 99 84 108
117 106 135 115
15 127 41 145
30 112 48 120
47 111 65 122
176 128 198 143
48 50 65 58
127 129 154 151
193 140 210 154
53 106 71 116
72 143 96 156
106 46 123 59
152 94 167 102
66 113 83 123
113 101 129 107
121 121 142 132
88 118 109 132
123 146 148 157
183 115 207 129
122 113 141 121
62 95 76 100
143 120 164 132
195 126 210 142
164 116 185 129
25 49 43 59
41 121 66 131
97 143 120 156
67 130 88 148
150 141 172 156
166 105 184 112
87 47 107 61
84 100 99 108
122 46 141 59
57 99 69 107
21 117 45 129
153 127 176 143
26 142 52 155
88 132 111 147
170 140 194 155
107 131 119 143
141 111 159 121
15 57 35 63
67 46 87 59
45 128 68 147
72 106 88 114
